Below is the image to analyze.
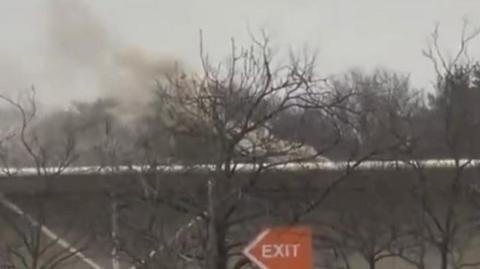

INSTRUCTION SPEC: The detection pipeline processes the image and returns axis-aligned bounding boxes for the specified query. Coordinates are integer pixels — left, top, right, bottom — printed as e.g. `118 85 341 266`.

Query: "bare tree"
118 31 362 269
319 179 407 269
0 90 102 269
390 21 480 269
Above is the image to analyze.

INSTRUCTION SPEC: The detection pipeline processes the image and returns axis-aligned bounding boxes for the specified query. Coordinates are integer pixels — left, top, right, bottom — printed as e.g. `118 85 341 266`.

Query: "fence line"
1 159 480 178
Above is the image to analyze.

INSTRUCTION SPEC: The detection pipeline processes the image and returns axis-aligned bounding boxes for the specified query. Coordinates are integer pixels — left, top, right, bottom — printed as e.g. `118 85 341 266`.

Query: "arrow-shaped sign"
243 226 312 269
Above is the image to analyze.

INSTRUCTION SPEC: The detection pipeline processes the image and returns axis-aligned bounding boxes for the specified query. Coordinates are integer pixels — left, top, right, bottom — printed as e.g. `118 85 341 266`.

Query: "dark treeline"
2 62 480 166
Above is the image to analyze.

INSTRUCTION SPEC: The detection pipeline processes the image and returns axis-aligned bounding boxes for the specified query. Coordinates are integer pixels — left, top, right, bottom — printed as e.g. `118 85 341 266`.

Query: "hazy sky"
1 0 480 107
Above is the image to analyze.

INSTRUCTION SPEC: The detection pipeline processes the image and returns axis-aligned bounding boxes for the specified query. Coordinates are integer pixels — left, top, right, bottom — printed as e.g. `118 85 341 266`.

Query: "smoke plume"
45 0 183 121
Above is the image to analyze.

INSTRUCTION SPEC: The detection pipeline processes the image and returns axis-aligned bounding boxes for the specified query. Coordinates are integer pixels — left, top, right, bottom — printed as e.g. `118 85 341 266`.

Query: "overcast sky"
1 0 479 107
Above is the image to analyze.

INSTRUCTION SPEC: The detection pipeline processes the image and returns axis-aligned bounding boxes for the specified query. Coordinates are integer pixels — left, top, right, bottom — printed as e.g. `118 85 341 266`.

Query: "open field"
1 164 480 268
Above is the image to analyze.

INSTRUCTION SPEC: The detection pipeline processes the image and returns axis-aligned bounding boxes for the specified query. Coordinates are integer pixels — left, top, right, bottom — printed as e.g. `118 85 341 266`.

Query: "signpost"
243 226 312 269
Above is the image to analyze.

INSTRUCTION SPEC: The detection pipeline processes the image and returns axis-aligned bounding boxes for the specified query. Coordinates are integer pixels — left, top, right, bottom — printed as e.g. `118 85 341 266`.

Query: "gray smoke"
0 55 27 97
45 0 183 121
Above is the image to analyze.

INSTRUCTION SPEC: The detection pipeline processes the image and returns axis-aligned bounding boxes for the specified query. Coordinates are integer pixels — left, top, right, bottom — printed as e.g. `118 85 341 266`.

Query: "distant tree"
0 89 101 269
326 69 423 159
394 21 480 269
320 179 407 269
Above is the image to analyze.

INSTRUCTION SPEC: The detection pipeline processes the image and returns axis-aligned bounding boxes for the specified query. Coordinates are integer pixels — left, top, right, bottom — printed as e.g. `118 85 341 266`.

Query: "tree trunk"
205 178 229 269
111 192 120 269
208 223 228 269
440 242 449 269
368 255 376 269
